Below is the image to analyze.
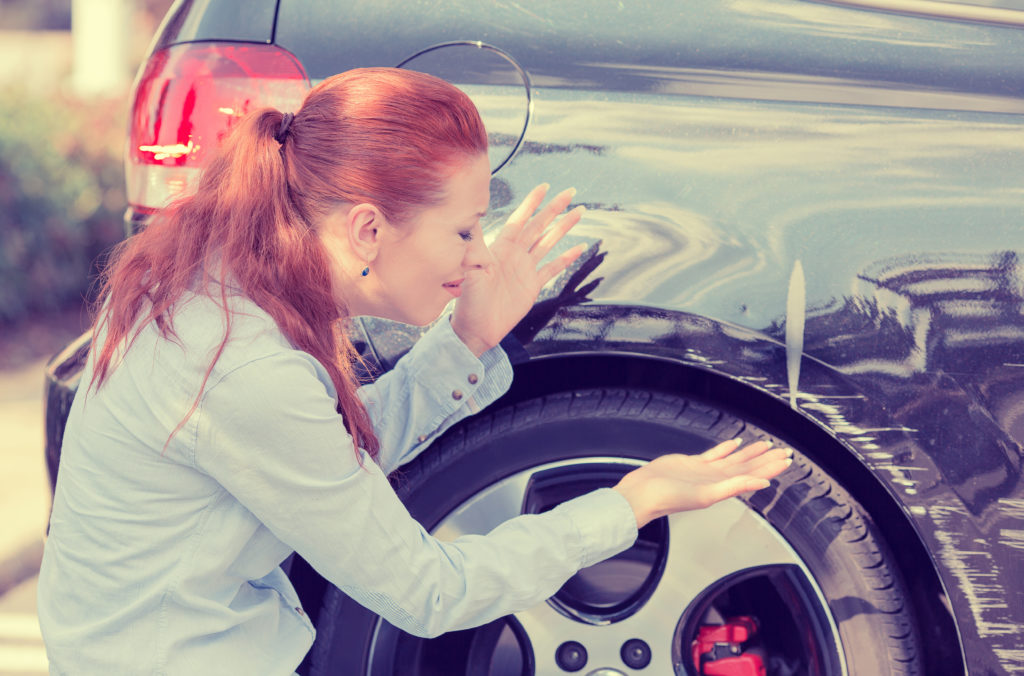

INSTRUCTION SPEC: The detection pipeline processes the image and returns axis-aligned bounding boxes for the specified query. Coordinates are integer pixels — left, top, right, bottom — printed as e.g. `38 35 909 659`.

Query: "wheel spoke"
632 497 804 628
514 601 587 671
432 472 532 540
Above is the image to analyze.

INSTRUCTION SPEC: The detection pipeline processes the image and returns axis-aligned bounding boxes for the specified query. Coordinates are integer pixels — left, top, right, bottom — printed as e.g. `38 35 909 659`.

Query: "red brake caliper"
691 616 767 676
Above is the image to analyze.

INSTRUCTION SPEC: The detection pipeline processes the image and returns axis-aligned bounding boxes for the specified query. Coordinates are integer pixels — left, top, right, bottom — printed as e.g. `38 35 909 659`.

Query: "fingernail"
757 479 771 489
567 187 577 197
784 458 793 466
785 448 794 457
732 438 743 446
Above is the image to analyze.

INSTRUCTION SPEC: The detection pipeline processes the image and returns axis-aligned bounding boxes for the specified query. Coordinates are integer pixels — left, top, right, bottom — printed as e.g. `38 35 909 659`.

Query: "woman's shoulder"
166 291 324 384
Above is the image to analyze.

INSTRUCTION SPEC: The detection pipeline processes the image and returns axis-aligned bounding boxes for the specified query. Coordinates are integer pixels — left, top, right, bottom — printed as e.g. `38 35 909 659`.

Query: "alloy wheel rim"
367 457 847 675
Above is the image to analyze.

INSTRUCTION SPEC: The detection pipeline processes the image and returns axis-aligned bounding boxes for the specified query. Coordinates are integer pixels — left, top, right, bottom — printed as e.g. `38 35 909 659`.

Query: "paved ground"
0 358 50 594
0 358 51 675
0 306 88 597
0 576 45 675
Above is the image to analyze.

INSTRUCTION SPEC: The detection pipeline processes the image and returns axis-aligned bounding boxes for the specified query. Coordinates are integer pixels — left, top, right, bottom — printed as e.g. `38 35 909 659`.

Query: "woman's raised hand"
451 184 585 356
613 440 794 528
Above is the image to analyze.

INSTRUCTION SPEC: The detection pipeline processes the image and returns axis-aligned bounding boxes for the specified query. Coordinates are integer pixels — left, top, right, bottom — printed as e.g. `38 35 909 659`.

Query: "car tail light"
126 42 310 216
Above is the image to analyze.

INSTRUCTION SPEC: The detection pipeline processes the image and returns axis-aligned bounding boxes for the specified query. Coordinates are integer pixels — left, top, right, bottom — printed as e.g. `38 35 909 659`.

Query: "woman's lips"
443 278 464 297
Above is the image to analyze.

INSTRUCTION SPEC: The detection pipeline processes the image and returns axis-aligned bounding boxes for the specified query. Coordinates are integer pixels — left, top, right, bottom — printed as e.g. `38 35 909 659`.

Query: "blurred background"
0 1 173 672
0 0 174 357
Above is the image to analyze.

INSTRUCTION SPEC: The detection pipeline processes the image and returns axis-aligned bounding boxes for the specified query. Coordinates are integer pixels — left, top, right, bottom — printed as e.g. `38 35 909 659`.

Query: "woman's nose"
462 232 489 270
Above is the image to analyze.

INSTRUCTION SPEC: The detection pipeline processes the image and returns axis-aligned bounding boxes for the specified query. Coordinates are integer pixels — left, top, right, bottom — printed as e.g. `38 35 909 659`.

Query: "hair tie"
275 112 295 144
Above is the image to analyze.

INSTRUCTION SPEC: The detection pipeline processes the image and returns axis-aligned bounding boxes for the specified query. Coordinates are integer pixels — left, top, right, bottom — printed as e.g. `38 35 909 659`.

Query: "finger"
748 455 793 480
700 438 744 462
501 183 550 239
715 440 777 467
520 187 576 245
730 453 793 480
530 205 585 259
537 243 587 287
702 475 773 506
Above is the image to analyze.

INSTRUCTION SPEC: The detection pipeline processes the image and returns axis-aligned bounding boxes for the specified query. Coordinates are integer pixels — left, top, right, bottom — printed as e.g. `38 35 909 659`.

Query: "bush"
0 90 127 325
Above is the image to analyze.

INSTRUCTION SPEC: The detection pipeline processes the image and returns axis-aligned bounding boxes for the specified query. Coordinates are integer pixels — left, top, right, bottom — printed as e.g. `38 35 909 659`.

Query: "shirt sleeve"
357 317 513 474
194 350 637 637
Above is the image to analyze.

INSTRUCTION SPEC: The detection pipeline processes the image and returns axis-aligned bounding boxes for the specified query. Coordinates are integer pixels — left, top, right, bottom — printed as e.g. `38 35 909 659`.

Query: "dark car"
43 0 1024 674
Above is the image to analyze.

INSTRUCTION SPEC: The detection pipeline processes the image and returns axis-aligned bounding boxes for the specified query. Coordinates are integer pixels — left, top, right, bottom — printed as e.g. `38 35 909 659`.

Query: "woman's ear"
346 203 384 263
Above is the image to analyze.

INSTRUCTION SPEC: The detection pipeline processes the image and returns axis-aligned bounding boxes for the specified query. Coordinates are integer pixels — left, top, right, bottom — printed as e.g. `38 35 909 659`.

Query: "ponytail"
91 68 488 461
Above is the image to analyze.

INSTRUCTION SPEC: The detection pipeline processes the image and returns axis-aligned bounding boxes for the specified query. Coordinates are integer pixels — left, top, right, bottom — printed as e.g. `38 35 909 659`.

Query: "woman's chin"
381 301 451 327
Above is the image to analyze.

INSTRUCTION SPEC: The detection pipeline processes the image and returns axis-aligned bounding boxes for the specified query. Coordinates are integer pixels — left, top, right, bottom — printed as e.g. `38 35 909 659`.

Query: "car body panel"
485 87 1024 673
152 0 277 49
333 4 1024 671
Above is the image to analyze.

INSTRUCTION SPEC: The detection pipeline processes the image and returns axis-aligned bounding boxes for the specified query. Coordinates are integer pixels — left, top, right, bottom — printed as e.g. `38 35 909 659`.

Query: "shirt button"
418 435 427 443
295 607 304 616
452 390 464 401
467 373 479 385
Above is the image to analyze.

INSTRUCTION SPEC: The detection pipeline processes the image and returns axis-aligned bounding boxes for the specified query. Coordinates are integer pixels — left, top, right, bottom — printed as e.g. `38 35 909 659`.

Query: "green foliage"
0 91 126 324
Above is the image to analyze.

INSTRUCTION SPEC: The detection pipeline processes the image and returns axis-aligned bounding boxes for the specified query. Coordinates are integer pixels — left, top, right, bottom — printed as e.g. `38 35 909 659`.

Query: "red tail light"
126 42 310 214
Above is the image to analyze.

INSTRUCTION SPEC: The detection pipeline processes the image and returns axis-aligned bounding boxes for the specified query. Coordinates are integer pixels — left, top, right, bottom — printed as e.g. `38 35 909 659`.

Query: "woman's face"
348 153 492 326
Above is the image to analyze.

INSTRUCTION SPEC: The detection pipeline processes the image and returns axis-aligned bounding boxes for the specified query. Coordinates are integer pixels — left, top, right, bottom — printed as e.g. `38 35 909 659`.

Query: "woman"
37 68 790 674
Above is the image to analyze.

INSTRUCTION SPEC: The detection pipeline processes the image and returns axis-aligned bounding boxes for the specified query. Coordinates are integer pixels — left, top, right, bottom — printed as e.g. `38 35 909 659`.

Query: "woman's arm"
356 317 512 475
195 350 635 637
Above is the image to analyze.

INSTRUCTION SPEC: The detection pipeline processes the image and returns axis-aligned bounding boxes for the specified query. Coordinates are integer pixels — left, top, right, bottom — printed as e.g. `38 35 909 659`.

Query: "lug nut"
621 638 651 669
555 640 588 672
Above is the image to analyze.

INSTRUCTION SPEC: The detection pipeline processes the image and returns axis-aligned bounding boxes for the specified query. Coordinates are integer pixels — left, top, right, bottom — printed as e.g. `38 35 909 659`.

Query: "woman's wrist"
612 473 656 530
449 317 491 357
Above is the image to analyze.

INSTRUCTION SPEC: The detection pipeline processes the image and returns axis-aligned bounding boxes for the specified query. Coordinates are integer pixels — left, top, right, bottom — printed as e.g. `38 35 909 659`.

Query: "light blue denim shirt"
37 291 638 675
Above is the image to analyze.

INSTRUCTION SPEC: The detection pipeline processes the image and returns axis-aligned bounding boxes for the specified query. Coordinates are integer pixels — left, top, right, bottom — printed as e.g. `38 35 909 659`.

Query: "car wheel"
309 388 921 675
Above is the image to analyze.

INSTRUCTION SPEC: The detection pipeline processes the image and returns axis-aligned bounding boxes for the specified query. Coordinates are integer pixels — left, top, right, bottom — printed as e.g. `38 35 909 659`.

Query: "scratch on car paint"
785 260 805 410
681 349 725 365
930 505 1023 640
800 394 868 399
996 500 1024 551
998 498 1024 519
879 464 930 472
994 649 1024 674
789 392 930 491
998 529 1024 551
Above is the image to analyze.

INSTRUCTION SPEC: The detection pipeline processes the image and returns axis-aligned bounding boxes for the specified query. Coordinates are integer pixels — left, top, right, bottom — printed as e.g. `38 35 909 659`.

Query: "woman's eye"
459 230 474 242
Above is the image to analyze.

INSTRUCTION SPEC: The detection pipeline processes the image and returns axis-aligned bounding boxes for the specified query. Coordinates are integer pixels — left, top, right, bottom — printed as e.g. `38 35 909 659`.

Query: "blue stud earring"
361 266 369 277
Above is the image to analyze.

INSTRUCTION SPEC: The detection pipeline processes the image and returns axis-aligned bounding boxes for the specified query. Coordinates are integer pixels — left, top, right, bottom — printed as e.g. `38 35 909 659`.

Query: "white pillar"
71 0 130 97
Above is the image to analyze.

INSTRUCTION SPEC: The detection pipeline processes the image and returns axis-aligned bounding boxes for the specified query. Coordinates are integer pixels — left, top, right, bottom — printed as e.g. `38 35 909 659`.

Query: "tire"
309 388 921 675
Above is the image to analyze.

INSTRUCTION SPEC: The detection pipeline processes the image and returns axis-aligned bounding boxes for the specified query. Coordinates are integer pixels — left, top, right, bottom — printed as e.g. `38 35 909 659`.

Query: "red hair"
91 68 488 459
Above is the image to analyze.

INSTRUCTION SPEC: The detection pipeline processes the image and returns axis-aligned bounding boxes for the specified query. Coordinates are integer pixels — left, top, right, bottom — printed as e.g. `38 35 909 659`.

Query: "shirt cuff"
551 487 639 568
467 339 512 414
404 318 513 428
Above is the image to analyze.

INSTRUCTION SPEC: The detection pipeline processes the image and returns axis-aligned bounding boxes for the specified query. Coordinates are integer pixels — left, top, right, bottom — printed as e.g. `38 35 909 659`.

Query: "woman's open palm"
451 184 585 356
614 440 794 528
